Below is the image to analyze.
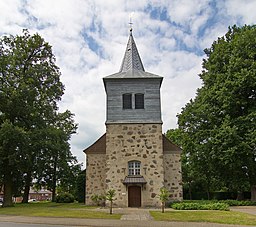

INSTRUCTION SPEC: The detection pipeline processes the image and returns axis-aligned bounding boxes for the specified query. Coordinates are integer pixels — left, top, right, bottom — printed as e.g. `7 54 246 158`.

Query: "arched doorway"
128 186 141 207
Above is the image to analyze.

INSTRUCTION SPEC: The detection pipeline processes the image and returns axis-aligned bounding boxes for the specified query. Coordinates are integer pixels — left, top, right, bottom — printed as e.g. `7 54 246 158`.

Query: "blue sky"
0 0 255 167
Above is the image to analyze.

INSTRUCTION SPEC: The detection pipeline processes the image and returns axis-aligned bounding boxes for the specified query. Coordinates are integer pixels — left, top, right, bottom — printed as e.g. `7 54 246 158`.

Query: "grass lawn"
0 202 121 219
150 210 256 226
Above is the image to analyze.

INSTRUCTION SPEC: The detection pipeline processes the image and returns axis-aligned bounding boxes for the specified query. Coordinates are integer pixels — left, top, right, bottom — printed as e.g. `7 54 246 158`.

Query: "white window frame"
128 161 141 176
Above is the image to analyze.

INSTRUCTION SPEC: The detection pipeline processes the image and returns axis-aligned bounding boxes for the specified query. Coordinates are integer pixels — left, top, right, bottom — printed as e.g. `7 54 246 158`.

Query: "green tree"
0 121 27 206
166 129 183 147
105 189 116 214
0 30 77 206
76 170 86 203
34 111 79 202
166 128 212 199
177 25 256 200
159 187 169 213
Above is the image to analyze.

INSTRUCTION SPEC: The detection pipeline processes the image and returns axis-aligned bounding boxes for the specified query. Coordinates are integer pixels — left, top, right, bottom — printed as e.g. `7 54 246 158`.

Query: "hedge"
171 202 230 211
220 200 256 206
183 191 251 200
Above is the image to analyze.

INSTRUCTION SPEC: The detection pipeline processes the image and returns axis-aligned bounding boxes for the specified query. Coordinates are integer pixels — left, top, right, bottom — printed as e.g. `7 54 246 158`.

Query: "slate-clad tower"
84 29 182 207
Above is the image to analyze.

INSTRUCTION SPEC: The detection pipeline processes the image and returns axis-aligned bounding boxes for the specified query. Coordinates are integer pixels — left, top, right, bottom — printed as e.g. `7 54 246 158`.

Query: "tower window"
135 93 144 109
128 161 141 176
123 93 132 109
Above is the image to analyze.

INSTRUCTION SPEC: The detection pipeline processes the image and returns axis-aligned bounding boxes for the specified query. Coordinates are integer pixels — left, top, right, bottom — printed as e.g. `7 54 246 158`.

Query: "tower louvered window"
123 93 132 109
135 93 144 109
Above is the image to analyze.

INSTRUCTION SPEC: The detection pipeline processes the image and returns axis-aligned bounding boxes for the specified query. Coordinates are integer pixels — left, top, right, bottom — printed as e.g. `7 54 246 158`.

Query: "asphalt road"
1 207 256 227
0 223 69 227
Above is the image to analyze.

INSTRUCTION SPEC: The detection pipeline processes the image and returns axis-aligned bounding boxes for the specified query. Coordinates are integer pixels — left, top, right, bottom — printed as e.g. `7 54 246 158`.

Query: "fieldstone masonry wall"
105 123 165 207
86 154 106 205
85 124 183 207
163 153 183 201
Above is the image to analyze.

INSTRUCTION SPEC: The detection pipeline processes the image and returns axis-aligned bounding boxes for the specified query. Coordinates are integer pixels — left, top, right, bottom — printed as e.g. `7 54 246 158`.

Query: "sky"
0 0 255 167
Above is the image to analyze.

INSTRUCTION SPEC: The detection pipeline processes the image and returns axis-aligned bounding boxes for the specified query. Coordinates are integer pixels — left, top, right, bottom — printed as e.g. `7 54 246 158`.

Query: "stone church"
84 29 182 207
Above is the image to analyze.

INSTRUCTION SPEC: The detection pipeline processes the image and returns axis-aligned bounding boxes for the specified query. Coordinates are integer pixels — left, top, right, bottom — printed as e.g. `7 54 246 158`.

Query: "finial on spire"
119 16 145 73
129 12 134 32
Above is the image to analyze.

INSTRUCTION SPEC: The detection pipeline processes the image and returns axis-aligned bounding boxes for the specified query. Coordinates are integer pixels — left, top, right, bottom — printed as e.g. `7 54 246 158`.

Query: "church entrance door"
128 186 141 207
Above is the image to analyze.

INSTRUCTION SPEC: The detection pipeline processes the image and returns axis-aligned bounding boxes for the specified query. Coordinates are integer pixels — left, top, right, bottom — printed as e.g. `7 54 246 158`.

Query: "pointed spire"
119 29 145 72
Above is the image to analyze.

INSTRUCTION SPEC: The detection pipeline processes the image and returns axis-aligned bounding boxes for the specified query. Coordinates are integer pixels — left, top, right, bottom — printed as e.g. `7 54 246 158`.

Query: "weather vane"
129 12 134 31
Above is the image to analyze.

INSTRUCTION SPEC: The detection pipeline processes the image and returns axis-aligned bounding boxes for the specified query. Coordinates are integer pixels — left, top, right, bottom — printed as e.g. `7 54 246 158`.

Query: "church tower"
84 29 182 207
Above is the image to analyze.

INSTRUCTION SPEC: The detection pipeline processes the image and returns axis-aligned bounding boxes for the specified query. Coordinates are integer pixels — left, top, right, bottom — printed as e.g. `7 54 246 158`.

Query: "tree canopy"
171 25 256 200
0 30 80 206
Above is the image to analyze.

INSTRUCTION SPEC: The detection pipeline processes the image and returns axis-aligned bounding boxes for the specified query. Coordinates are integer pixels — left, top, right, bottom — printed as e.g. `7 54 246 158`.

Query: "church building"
84 29 182 207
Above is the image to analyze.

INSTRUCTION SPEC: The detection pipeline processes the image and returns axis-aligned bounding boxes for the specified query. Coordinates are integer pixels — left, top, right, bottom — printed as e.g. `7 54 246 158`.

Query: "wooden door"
128 186 141 207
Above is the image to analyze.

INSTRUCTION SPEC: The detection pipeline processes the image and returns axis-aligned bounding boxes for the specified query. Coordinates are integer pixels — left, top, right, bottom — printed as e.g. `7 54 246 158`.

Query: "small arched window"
123 93 132 109
135 93 144 109
128 161 141 176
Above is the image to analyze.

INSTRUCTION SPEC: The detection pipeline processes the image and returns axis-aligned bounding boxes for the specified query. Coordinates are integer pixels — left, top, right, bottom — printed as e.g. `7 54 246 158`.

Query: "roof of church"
83 133 181 154
104 69 162 79
104 29 162 80
120 28 144 72
162 135 182 154
83 134 106 154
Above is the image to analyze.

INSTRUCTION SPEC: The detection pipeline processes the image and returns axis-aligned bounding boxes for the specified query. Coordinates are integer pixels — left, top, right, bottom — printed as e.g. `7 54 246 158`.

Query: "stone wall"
105 123 164 207
86 153 106 205
163 153 183 201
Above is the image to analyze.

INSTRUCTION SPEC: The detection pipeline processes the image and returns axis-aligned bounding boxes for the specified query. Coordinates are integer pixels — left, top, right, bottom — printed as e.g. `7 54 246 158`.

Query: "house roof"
29 188 52 194
103 29 162 81
83 133 181 154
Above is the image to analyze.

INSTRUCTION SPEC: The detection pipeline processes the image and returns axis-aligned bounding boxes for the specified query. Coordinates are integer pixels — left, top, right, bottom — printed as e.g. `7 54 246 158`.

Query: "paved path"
100 207 154 220
0 207 255 227
231 206 256 216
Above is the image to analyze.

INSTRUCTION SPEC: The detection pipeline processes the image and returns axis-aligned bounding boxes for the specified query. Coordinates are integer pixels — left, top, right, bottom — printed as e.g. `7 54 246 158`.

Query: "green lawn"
150 210 256 226
0 202 121 219
2 202 256 225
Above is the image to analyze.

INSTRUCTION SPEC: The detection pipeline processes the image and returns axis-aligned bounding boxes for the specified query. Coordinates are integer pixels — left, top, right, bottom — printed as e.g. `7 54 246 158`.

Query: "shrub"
91 194 106 206
91 194 100 205
207 202 230 211
220 200 256 206
171 202 229 211
55 192 75 203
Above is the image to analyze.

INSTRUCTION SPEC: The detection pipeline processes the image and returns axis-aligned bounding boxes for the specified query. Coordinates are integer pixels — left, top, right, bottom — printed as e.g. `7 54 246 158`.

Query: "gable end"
83 134 106 154
163 134 182 154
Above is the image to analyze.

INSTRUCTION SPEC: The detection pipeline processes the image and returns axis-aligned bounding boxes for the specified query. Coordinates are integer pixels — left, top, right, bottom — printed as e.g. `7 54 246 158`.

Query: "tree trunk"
161 202 165 213
237 191 244 201
22 172 32 203
52 186 56 202
110 200 113 214
3 173 13 207
51 157 57 202
189 185 192 200
206 190 210 200
251 186 256 201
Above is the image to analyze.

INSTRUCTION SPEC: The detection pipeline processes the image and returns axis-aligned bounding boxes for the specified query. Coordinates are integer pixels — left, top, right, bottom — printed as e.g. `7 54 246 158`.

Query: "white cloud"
0 0 27 35
165 0 211 26
0 0 254 167
225 0 256 25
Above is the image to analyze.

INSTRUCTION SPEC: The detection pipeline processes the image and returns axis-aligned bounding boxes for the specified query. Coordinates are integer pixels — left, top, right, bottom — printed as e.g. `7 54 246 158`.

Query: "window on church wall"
123 93 132 109
128 161 141 175
135 93 144 109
